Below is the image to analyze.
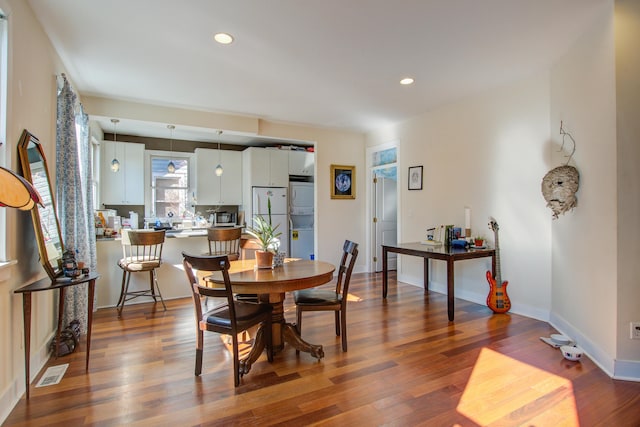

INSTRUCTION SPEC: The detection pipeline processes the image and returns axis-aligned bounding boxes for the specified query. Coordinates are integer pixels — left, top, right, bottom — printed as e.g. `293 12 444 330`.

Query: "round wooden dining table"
206 258 335 374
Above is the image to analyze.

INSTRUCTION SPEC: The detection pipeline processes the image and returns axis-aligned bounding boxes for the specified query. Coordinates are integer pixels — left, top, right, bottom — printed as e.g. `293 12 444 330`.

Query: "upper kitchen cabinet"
242 147 288 187
195 148 243 205
289 150 315 176
101 141 145 205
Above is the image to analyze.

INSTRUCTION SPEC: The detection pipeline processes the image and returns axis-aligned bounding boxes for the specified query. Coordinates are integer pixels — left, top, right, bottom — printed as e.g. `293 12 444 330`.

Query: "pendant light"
215 142 223 177
215 130 223 176
167 124 176 173
110 119 120 172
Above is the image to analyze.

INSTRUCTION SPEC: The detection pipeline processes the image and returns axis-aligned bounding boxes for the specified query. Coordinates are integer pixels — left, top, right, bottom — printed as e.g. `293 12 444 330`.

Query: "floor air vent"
36 364 69 387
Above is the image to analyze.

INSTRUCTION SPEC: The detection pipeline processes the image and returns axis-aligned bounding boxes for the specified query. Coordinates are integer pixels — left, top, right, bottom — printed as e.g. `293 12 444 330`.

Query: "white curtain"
56 75 97 333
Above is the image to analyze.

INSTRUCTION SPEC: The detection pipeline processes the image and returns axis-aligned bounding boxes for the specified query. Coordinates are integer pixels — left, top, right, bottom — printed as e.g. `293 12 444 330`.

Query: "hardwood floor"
6 272 640 426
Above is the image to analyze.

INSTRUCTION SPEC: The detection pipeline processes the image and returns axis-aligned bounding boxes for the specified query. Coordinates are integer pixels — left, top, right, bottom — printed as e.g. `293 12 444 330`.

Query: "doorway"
369 145 398 272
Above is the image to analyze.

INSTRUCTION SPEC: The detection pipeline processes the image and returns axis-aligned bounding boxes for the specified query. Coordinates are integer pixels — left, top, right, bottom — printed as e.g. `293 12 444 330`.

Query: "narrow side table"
14 272 99 399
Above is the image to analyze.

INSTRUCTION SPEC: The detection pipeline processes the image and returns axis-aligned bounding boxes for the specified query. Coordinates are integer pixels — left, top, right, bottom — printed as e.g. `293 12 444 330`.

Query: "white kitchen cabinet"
288 150 315 176
100 141 145 205
242 147 289 187
195 148 243 205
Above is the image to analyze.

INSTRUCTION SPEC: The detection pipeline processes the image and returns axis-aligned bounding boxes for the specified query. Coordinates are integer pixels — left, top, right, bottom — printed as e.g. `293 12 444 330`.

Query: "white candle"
464 207 471 237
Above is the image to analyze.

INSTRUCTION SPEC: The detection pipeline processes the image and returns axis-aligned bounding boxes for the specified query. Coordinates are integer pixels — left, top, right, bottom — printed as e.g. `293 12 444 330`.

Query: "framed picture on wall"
330 164 356 199
408 165 423 190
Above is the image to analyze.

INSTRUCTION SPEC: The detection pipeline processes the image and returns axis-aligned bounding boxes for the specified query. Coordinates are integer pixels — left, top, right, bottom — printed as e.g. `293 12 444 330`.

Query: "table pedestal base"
238 295 324 376
283 323 324 359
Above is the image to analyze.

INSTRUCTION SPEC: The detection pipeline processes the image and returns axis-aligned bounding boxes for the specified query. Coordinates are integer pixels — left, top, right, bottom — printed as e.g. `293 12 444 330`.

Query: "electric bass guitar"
486 219 511 313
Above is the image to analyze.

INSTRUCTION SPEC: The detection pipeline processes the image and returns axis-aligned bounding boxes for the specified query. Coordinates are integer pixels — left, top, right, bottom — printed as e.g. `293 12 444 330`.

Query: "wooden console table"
14 272 99 398
382 243 495 321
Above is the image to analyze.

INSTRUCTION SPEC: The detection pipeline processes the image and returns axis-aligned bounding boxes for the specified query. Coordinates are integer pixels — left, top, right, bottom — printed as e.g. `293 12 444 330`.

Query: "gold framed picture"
330 164 355 199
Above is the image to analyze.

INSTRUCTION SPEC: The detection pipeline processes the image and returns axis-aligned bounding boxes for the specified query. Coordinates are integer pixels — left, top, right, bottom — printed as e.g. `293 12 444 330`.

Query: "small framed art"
330 164 355 199
408 165 423 190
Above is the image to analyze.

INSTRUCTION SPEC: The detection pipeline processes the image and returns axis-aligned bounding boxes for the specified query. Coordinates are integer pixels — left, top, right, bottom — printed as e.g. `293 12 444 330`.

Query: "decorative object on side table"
444 225 455 247
421 226 443 246
473 236 485 248
408 165 423 190
246 197 282 269
330 164 355 199
464 206 472 237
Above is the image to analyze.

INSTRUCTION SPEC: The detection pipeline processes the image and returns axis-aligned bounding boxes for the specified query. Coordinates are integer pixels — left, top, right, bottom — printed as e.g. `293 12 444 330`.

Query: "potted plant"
246 198 282 268
473 235 485 247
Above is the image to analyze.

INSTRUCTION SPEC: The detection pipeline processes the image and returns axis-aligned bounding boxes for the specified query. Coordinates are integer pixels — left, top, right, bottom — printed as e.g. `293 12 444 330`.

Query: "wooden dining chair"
207 227 242 259
293 240 358 352
208 227 258 302
116 229 166 316
182 252 273 386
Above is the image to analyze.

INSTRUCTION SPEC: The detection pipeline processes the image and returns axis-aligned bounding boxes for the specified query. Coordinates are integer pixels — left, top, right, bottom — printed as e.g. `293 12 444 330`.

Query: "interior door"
374 172 397 272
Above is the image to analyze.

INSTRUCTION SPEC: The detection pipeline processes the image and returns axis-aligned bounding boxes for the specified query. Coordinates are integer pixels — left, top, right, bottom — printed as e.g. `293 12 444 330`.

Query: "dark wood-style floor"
6 272 640 426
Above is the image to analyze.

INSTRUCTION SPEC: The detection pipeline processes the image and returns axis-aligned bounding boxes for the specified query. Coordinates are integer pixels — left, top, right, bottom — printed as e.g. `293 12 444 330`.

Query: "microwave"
211 212 236 227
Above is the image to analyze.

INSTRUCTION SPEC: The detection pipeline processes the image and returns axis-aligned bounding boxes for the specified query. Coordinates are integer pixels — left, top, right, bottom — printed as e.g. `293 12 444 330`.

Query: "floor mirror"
18 129 64 279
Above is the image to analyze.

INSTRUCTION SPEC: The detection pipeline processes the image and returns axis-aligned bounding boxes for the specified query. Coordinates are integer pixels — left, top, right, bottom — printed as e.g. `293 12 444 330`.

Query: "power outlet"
630 322 640 340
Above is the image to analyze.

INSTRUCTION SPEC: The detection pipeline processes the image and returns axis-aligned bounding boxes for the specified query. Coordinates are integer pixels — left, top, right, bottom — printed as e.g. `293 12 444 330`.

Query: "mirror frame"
18 129 64 278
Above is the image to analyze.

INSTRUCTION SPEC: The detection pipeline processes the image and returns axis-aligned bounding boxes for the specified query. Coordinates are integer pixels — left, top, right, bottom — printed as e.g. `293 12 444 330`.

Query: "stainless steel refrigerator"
251 186 288 256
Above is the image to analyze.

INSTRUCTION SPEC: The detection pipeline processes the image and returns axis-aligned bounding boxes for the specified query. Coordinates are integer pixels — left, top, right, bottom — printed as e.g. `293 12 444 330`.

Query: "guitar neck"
493 230 502 284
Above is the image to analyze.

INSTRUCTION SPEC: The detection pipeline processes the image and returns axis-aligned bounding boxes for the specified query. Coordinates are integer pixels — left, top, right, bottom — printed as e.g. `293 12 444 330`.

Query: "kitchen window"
150 154 191 219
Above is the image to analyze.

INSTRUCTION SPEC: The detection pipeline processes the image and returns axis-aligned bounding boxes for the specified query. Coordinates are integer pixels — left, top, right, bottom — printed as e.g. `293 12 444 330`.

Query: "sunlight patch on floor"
457 347 579 426
346 293 363 302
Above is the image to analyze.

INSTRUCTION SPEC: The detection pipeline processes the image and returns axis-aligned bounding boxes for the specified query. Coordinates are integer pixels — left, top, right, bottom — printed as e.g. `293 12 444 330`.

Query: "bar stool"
117 229 167 316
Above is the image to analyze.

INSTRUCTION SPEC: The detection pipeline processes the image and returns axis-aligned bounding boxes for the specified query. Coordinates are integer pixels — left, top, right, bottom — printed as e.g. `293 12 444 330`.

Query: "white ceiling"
27 0 607 143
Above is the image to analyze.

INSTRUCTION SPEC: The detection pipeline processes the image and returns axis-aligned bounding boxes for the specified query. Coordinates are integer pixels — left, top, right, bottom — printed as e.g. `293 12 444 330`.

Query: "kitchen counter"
165 228 208 237
95 228 259 308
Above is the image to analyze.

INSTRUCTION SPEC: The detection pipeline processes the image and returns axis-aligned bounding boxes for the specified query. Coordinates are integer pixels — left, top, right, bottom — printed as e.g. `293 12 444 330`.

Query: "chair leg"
295 308 302 355
195 329 203 376
335 311 341 336
152 269 167 311
116 270 127 314
341 308 347 352
232 332 241 387
149 270 157 301
118 271 133 316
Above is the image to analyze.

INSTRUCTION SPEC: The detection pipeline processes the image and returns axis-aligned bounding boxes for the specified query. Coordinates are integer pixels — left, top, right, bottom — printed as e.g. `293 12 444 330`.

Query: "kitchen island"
95 227 255 308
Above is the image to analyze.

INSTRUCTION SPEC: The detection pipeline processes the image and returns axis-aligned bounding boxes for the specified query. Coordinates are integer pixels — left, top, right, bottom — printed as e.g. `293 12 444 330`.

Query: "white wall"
0 0 67 422
366 2 639 380
614 0 640 377
367 73 553 321
549 4 620 376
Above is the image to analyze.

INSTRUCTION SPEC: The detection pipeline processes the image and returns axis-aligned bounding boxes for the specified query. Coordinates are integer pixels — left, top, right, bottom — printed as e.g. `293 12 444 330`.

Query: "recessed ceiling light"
400 77 415 85
214 32 234 45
